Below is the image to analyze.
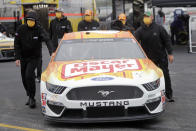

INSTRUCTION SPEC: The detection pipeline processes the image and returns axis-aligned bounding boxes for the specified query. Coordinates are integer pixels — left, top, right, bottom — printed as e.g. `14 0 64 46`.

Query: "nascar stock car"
40 30 166 123
0 33 15 60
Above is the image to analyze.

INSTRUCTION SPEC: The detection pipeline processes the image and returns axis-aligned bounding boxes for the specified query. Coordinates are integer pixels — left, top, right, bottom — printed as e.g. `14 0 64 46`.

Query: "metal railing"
189 15 196 53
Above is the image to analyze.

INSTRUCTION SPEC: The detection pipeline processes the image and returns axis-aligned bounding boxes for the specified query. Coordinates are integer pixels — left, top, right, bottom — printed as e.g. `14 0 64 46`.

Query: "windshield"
55 38 146 61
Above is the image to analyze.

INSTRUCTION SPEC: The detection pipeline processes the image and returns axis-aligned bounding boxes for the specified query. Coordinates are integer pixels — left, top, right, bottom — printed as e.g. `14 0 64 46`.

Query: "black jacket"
78 20 99 31
111 20 134 33
134 22 173 61
49 17 72 49
0 24 6 33
14 24 54 60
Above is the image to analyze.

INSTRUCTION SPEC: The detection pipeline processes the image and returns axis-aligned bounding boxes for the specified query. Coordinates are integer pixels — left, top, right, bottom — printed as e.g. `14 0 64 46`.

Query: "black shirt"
14 24 54 59
78 20 99 31
134 22 173 61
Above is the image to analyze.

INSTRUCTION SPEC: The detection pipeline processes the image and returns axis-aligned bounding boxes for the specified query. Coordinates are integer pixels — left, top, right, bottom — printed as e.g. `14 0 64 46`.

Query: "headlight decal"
142 78 160 91
46 82 67 94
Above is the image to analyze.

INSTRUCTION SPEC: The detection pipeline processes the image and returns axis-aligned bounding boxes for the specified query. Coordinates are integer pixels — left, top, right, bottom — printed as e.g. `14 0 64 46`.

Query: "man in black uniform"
0 22 7 35
78 9 99 31
49 8 72 51
14 10 54 108
111 13 134 33
134 11 175 102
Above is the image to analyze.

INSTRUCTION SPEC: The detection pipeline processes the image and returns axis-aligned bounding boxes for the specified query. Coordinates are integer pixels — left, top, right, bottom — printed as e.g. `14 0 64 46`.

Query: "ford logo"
91 77 114 81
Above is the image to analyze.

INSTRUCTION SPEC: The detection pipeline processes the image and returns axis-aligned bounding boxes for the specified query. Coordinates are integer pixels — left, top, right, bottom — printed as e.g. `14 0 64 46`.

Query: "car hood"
42 59 163 85
0 36 14 49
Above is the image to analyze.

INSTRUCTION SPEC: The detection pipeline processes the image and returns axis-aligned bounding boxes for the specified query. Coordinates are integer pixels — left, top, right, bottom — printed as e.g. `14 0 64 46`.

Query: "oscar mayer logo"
61 59 142 79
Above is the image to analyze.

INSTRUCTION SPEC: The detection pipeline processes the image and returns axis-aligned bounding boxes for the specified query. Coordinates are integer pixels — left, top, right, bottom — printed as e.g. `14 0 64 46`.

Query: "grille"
1 49 15 57
67 86 143 100
61 106 149 118
86 106 125 118
47 103 64 114
62 109 84 118
127 106 149 116
0 46 12 48
146 99 161 111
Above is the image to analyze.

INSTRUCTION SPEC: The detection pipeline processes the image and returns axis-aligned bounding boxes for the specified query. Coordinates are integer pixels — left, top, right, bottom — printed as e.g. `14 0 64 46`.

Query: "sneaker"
25 97 30 105
168 98 175 102
29 98 36 108
35 77 40 83
167 97 175 102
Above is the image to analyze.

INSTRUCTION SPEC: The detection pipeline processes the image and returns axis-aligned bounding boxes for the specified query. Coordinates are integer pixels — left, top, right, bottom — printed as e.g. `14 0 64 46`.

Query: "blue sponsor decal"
91 77 114 81
42 106 46 113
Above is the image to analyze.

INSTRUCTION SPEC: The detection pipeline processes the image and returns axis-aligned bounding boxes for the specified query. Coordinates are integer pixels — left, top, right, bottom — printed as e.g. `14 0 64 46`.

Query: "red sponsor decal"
162 95 166 103
42 100 46 106
41 93 47 100
61 59 142 79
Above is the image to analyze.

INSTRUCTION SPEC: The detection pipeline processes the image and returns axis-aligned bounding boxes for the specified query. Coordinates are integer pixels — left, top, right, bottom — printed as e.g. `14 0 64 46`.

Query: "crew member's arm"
95 21 100 30
49 21 53 39
14 28 22 66
111 20 122 30
134 27 142 43
159 25 174 63
40 26 55 55
77 21 83 31
67 20 73 32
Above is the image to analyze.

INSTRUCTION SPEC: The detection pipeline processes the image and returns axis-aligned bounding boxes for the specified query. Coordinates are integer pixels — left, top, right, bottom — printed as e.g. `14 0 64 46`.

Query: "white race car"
40 31 165 123
0 33 15 60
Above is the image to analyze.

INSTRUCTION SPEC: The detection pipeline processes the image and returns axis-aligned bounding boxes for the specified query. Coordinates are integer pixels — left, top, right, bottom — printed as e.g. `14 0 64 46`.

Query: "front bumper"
40 76 165 123
44 111 164 123
42 96 165 123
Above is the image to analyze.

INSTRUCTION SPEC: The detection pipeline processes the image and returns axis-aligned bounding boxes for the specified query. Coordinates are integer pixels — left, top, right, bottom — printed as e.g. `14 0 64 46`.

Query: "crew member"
49 7 72 51
14 10 54 108
111 13 134 33
134 11 175 102
78 9 99 31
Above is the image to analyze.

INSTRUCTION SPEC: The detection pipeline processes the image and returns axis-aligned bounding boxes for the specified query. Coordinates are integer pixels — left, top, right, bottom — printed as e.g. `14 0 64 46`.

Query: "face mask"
143 17 152 25
121 20 126 25
56 12 62 19
27 20 35 27
84 16 92 22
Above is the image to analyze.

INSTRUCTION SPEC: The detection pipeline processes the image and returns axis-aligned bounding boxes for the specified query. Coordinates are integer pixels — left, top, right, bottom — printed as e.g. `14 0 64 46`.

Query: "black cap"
26 10 37 21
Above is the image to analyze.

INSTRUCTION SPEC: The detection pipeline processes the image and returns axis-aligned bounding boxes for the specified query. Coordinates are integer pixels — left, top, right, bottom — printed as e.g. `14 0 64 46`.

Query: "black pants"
153 58 173 99
52 38 58 51
52 37 62 51
36 57 42 79
20 58 38 98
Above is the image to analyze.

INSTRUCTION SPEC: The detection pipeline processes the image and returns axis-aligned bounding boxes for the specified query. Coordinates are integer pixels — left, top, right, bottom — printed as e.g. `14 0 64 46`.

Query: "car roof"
61 30 135 41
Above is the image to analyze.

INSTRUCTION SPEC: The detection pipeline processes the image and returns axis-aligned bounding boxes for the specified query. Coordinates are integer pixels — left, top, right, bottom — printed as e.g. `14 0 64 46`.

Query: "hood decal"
59 59 142 80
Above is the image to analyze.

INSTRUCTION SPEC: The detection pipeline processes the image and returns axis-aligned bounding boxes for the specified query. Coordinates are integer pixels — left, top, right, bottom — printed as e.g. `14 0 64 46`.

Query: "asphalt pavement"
0 44 196 131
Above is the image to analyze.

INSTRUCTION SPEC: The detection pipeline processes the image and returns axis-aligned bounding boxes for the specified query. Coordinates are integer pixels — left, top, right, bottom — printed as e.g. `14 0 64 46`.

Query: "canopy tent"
151 0 196 7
